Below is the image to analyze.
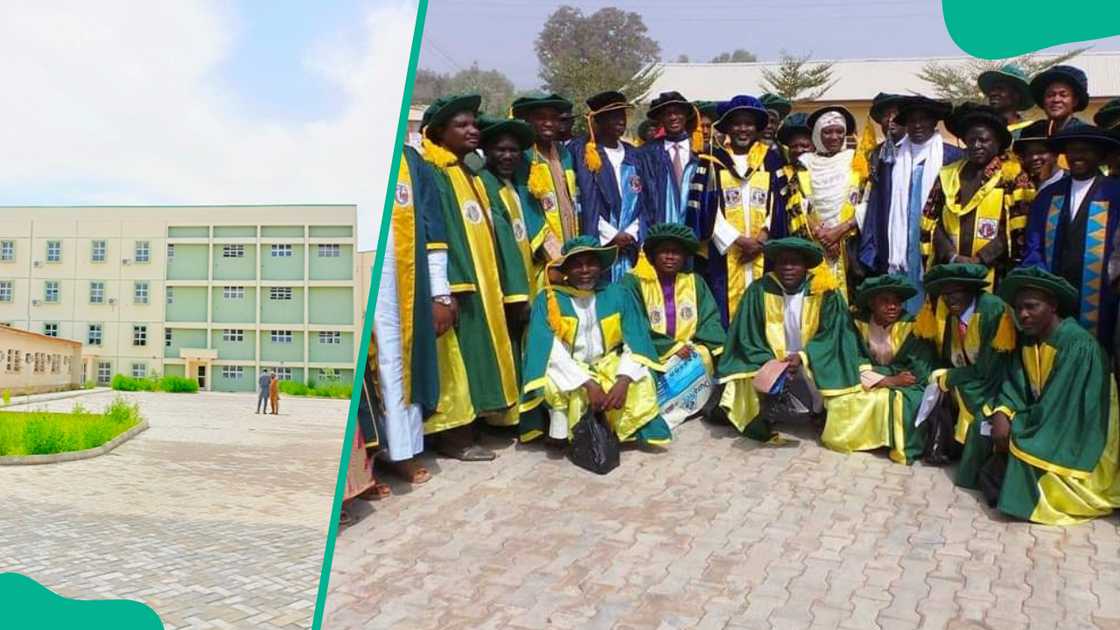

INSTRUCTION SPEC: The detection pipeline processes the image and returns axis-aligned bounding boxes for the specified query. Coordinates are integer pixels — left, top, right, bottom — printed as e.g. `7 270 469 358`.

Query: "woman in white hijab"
789 105 868 299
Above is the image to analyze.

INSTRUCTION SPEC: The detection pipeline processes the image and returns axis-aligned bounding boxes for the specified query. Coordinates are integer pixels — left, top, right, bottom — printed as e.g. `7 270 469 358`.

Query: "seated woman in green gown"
519 236 671 446
846 275 937 464
621 223 726 428
965 267 1120 525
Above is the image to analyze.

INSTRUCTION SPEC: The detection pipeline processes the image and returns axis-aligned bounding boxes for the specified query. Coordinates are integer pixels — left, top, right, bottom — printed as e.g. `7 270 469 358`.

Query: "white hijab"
799 111 853 227
887 132 944 270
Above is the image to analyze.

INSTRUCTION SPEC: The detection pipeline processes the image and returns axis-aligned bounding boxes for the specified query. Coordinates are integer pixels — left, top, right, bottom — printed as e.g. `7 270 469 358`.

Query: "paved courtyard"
0 389 347 629
324 418 1120 630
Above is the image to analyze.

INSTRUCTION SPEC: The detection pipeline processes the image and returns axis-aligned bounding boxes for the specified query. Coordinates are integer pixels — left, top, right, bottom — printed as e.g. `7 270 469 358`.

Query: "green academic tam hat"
423 93 481 139
643 223 700 256
777 112 812 145
762 237 824 268
854 274 918 312
478 115 534 150
511 92 574 118
695 100 719 119
760 93 792 120
553 235 618 271
998 266 1079 316
1094 98 1120 130
922 263 991 293
977 64 1034 112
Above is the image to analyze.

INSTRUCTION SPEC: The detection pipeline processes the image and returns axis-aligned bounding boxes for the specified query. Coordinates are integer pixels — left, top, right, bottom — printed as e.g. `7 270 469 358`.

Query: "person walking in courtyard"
256 369 271 414
269 373 280 415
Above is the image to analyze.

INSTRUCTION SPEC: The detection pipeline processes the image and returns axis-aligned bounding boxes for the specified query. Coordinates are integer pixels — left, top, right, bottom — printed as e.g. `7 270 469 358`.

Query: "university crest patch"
395 184 411 207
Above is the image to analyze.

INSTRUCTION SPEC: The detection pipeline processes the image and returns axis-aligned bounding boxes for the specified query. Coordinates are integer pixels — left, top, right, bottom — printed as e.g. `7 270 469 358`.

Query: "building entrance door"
197 365 207 390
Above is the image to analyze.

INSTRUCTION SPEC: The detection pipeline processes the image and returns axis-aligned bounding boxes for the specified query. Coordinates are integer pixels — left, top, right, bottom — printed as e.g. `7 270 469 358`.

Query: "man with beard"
570 90 646 282
420 94 531 459
861 95 963 313
977 64 1035 137
1022 125 1120 351
964 267 1120 525
636 91 703 227
690 95 788 328
518 236 670 447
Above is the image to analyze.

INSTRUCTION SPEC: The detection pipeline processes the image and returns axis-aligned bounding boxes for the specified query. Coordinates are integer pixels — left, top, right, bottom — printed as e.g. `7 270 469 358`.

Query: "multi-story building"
0 206 360 392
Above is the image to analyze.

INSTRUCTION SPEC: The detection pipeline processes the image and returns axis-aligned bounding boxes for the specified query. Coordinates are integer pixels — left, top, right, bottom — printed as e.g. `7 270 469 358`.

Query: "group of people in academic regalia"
345 61 1120 528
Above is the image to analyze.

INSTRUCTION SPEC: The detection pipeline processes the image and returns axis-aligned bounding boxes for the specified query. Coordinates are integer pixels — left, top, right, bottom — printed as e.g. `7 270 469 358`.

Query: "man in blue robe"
635 91 702 230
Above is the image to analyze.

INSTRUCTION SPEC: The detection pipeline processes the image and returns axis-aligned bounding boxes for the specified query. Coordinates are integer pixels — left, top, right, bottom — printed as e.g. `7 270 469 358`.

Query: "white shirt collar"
960 299 977 326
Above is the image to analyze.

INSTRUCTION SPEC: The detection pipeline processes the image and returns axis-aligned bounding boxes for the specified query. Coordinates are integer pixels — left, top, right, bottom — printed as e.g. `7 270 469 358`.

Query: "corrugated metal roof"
644 51 1120 103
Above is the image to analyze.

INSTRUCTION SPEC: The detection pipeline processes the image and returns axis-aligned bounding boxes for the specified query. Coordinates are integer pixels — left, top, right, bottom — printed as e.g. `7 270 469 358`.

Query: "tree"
675 54 691 63
710 49 758 63
759 52 837 101
410 64 517 116
535 6 662 112
918 48 1089 104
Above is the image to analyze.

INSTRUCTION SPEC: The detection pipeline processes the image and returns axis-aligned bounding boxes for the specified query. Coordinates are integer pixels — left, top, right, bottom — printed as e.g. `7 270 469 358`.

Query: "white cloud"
0 0 417 252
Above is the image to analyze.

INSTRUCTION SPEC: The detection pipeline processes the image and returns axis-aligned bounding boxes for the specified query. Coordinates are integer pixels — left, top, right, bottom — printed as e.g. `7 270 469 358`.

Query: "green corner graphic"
0 573 163 629
943 0 1120 58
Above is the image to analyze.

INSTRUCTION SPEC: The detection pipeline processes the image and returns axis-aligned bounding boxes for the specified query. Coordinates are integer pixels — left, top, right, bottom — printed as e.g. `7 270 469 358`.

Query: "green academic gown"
620 271 726 362
971 318 1120 525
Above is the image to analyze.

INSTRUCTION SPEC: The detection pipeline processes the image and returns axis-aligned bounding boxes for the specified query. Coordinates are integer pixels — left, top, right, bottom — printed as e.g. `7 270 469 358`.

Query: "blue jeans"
257 390 269 412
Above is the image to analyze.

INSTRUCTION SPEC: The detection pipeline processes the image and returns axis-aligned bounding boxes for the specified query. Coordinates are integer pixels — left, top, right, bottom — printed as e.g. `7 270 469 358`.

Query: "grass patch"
111 374 198 393
277 379 351 399
0 397 143 456
158 375 199 393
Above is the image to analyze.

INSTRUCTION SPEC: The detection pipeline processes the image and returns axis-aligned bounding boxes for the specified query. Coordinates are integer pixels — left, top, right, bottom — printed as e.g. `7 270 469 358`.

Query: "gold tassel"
852 115 877 182
809 265 838 294
1000 154 1022 185
690 103 703 153
584 113 602 173
528 159 552 199
992 309 1017 352
914 300 939 340
421 137 457 168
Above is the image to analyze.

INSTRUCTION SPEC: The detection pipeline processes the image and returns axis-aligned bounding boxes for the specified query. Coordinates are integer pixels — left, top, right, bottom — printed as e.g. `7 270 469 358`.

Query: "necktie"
672 143 684 187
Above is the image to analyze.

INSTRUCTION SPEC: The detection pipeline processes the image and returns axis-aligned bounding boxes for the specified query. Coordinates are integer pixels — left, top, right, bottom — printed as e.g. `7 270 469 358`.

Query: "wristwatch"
433 295 453 306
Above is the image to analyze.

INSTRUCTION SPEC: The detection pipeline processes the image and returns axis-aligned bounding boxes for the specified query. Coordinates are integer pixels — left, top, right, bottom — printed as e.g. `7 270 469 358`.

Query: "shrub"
157 375 199 393
82 381 96 390
311 381 352 399
1 390 9 406
0 397 141 456
111 374 155 392
278 380 310 396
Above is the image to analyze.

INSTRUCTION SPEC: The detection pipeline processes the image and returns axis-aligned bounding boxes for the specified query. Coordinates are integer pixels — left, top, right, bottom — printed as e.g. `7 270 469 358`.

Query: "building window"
89 281 105 304
46 240 61 262
269 287 292 301
270 330 293 344
222 244 244 258
134 281 149 304
222 366 244 379
223 286 245 299
45 281 60 303
88 324 103 346
91 240 107 263
274 367 293 380
43 322 59 337
131 362 147 378
222 329 244 342
165 328 172 348
0 240 13 261
133 325 147 346
318 244 341 258
97 361 112 385
318 331 342 345
134 240 150 263
167 243 175 260
0 281 11 302
166 286 174 304
271 244 293 258
6 349 17 373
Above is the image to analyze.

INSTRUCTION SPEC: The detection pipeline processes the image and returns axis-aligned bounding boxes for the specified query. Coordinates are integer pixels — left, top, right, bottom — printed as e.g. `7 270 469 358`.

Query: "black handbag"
922 395 962 466
569 411 620 475
978 452 1008 508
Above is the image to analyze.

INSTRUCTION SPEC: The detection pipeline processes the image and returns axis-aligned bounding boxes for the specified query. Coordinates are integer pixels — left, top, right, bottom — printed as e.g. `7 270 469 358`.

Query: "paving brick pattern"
0 390 347 629
324 419 1120 630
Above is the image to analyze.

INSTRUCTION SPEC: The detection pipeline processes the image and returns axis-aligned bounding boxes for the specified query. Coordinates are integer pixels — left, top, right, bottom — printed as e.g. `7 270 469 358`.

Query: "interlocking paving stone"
0 390 346 629
324 419 1120 630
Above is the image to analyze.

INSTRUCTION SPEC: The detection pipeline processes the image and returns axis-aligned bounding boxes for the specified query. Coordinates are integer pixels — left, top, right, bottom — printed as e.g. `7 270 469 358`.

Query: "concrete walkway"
0 390 348 629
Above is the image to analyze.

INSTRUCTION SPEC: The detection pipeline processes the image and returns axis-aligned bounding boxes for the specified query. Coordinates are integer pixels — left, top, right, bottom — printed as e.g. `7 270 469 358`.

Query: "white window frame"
269 287 293 301
166 286 174 305
88 323 103 346
43 322 59 337
91 240 107 263
270 330 293 344
89 281 104 304
271 244 293 258
46 240 61 263
131 362 147 378
44 281 60 303
221 365 244 379
97 361 112 385
0 281 11 302
222 329 244 342
317 244 341 258
222 244 245 258
318 331 342 345
223 286 245 299
167 243 175 260
134 281 149 304
274 367 293 380
134 240 150 263
0 240 13 262
133 325 147 347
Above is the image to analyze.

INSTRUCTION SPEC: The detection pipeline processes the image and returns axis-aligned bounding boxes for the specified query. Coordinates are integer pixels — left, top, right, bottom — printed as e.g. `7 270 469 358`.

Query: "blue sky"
419 0 1120 88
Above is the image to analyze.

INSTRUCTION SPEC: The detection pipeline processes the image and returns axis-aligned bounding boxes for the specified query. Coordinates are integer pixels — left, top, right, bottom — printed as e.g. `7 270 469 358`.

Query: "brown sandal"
386 459 432 484
357 482 392 500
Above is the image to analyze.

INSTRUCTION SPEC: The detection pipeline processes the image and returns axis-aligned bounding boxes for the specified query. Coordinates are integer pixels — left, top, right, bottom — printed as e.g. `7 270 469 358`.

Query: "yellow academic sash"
794 166 863 301
717 161 769 321
634 272 700 345
935 162 1007 282
499 180 537 299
